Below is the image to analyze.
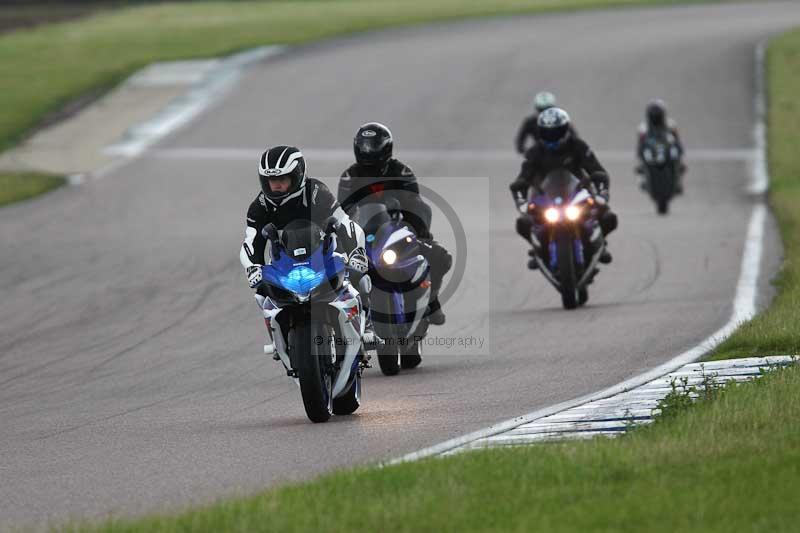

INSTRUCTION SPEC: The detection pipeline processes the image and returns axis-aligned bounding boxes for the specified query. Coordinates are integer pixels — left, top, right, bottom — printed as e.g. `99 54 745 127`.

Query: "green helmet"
533 91 557 113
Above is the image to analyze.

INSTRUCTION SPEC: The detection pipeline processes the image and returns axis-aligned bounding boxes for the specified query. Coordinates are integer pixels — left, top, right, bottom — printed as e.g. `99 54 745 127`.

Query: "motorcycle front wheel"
332 361 362 415
556 236 579 310
291 321 334 423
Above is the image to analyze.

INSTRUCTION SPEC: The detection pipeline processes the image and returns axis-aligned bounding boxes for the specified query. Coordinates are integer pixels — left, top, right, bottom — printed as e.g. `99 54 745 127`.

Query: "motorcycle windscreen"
280 219 325 261
352 202 392 237
540 169 581 202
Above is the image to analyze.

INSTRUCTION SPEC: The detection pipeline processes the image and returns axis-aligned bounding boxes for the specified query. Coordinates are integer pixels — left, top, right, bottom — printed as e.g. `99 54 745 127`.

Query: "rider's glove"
246 265 263 288
594 181 610 204
509 180 528 207
509 179 527 194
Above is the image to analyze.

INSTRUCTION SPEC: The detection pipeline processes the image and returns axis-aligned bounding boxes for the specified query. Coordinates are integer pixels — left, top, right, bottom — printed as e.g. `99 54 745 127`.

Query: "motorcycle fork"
548 224 582 271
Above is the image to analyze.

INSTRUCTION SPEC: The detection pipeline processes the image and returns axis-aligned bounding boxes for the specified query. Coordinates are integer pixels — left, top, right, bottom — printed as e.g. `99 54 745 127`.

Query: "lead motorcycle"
255 218 367 423
515 169 607 310
352 202 431 376
640 132 681 215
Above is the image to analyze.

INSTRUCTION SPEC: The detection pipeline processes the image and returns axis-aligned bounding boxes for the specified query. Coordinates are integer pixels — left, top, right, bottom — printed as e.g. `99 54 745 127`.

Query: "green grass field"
68 25 800 533
0 172 65 207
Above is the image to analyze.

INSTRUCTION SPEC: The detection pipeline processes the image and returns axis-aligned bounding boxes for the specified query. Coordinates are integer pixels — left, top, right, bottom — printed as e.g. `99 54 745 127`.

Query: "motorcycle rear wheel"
657 197 669 215
378 340 401 376
401 340 423 369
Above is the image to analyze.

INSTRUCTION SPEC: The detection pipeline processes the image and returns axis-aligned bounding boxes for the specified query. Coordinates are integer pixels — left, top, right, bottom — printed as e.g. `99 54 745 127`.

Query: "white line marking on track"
104 46 285 160
389 40 772 464
83 46 285 183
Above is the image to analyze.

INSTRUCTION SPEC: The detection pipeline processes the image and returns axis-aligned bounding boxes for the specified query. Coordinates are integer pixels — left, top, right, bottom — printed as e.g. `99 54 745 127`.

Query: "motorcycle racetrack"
0 1 798 526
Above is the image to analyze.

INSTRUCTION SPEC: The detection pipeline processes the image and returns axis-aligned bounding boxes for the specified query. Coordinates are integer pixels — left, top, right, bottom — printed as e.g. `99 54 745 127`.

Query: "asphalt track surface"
1 1 798 526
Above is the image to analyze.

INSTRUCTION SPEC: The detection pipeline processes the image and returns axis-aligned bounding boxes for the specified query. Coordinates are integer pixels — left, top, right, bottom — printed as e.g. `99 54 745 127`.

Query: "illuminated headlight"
382 249 398 265
544 207 560 223
279 266 324 295
565 205 581 221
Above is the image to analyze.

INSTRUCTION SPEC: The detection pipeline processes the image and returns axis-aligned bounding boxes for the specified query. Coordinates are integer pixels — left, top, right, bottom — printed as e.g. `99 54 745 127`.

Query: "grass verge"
70 25 800 533
708 29 800 360
0 172 65 207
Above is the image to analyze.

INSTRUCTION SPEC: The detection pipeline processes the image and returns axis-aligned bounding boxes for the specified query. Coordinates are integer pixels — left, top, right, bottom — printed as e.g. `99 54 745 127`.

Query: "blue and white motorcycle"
255 219 367 423
515 169 606 310
353 203 431 375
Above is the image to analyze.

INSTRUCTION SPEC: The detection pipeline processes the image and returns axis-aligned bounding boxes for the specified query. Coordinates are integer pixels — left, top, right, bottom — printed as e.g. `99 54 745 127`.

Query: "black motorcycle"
640 132 682 215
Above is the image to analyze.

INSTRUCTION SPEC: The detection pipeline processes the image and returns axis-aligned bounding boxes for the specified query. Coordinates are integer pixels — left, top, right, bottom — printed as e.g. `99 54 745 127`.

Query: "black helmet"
354 122 393 171
537 107 572 151
258 145 306 204
646 99 667 128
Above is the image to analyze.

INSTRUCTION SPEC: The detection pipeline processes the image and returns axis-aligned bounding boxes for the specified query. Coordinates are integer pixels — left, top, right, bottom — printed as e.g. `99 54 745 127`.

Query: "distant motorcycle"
515 169 607 310
255 218 367 423
352 202 431 375
640 132 682 215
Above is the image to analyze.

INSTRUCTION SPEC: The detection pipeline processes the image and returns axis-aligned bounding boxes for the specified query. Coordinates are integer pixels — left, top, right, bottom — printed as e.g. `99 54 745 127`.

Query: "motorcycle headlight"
382 249 398 265
544 207 560 224
279 266 325 296
565 205 581 221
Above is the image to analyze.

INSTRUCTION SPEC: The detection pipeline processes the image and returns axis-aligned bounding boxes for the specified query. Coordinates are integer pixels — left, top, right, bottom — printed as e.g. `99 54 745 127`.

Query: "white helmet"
533 91 557 113
258 145 307 204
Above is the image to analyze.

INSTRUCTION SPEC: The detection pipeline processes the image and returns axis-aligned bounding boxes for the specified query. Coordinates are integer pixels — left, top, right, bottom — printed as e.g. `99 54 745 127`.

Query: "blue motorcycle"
516 169 606 309
255 219 366 423
353 203 431 375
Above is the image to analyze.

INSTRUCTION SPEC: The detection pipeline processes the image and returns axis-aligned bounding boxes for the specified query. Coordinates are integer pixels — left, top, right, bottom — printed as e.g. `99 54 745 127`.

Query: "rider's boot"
599 244 613 264
255 294 278 359
425 292 446 326
527 249 539 270
635 164 649 191
362 294 381 350
675 162 687 195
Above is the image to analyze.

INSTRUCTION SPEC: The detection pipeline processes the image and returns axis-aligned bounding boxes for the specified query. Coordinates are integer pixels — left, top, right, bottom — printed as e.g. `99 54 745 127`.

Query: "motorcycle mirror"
384 197 402 213
261 223 279 242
